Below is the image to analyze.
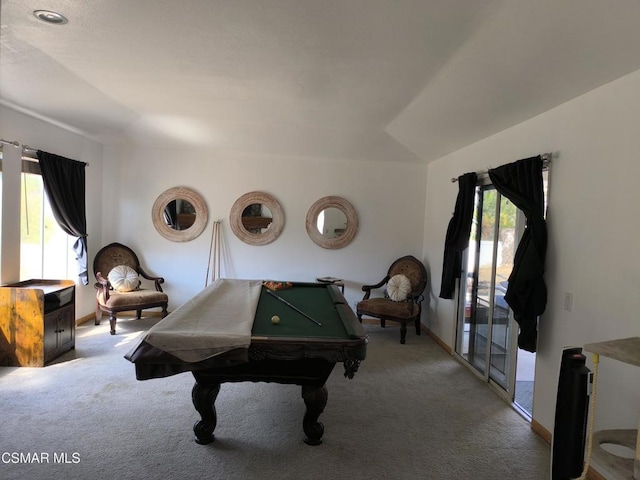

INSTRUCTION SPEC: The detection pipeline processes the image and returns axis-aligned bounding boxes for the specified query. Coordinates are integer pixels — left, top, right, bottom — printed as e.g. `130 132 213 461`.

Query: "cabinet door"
57 304 75 352
43 304 75 363
43 311 60 363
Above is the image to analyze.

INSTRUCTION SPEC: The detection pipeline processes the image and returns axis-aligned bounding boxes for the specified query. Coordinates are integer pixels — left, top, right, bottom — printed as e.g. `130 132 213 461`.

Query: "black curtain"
164 200 178 228
488 155 547 352
439 172 477 299
37 151 89 285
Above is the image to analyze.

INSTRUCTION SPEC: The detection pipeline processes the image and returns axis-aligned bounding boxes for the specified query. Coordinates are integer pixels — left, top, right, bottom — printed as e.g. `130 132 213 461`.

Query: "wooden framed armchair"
93 242 168 335
356 255 428 344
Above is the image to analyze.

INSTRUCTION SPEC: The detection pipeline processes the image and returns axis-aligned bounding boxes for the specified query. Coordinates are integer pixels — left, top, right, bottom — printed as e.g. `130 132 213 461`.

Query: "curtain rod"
450 152 552 183
0 138 89 165
0 139 20 147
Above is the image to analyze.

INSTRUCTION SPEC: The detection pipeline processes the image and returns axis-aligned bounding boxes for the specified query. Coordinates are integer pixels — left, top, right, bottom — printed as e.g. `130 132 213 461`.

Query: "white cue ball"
271 315 280 324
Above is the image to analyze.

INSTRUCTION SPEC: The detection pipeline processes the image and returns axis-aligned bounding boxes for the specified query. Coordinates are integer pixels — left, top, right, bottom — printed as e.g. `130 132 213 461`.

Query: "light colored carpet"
0 316 550 480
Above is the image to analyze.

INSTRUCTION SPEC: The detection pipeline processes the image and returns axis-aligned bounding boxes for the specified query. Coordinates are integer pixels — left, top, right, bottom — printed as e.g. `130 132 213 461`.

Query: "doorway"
455 183 535 417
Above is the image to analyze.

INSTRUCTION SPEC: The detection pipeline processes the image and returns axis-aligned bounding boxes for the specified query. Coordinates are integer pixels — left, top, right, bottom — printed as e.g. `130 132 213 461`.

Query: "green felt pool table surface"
252 283 359 340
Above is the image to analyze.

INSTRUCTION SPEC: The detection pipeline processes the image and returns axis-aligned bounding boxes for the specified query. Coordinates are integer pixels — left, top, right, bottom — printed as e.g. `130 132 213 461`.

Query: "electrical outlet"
564 292 573 312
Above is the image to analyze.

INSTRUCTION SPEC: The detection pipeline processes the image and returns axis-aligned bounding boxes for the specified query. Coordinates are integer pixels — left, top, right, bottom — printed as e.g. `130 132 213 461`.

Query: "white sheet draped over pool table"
126 278 263 363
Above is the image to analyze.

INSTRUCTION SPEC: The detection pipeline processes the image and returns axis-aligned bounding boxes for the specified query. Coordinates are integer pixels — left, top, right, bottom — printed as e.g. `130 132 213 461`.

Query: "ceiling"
2 0 640 164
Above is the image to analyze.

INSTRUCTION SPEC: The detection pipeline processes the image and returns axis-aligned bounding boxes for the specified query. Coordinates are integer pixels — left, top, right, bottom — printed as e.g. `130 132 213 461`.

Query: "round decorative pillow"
108 265 140 292
387 274 411 302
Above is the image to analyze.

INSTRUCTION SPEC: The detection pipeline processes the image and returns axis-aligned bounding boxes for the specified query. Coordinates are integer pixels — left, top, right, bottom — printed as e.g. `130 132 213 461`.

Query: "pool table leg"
301 385 328 446
192 381 221 445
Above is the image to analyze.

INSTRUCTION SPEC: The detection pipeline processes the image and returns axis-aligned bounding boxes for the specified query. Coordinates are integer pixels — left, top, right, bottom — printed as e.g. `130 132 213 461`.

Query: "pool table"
127 281 367 446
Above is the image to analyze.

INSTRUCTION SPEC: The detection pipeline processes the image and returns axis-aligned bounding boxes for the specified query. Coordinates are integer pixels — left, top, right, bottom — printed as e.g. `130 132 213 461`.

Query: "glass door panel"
456 186 480 369
456 185 518 400
488 194 518 391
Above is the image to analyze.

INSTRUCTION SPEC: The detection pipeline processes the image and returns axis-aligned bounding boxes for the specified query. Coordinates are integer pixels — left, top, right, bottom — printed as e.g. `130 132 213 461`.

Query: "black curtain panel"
164 200 178 228
439 172 477 299
488 155 547 352
37 150 89 285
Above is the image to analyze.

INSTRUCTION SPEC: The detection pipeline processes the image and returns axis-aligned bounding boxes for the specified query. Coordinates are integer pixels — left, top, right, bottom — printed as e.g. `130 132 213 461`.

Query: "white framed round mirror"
229 191 284 245
152 187 208 242
306 196 358 249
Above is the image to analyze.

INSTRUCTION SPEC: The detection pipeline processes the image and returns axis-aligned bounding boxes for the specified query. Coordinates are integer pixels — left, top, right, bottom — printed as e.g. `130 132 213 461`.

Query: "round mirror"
306 196 358 249
152 187 208 242
230 191 284 245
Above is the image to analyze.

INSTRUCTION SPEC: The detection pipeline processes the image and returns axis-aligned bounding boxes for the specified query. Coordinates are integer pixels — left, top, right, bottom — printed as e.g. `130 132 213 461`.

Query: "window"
20 159 73 280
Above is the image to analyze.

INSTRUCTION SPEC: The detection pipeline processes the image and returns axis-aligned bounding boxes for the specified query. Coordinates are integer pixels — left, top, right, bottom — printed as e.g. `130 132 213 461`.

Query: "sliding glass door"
456 184 521 399
455 167 547 416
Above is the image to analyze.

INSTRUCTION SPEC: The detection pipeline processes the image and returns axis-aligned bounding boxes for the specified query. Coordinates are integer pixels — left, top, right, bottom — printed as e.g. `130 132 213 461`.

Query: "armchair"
93 242 169 335
356 255 428 344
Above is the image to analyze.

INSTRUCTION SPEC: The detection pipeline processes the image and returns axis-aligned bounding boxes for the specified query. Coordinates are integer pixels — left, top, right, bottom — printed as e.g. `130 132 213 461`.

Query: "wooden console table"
584 337 640 480
0 279 76 367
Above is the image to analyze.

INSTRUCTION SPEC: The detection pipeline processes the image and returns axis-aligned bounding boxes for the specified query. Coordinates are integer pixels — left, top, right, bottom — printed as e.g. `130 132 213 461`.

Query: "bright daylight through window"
20 160 72 280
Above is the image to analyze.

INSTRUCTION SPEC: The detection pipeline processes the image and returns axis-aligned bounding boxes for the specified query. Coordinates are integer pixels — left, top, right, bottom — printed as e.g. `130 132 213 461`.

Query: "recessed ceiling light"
33 10 68 25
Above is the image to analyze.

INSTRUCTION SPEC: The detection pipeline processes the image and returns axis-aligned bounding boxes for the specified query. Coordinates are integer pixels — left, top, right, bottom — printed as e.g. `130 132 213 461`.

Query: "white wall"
0 105 104 317
102 147 428 312
1 105 427 324
423 68 640 435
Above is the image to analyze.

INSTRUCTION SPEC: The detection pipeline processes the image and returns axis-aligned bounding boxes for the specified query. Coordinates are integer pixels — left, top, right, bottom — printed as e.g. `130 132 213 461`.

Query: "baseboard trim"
423 326 453 355
76 313 94 326
359 317 379 325
586 466 607 480
531 418 551 443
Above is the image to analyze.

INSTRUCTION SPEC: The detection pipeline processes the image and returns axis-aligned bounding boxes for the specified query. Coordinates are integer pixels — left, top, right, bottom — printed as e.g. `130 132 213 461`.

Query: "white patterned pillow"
387 274 411 302
108 265 140 292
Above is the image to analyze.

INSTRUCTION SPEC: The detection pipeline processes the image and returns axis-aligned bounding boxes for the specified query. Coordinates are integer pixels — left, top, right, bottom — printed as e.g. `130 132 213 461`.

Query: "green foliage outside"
480 189 516 240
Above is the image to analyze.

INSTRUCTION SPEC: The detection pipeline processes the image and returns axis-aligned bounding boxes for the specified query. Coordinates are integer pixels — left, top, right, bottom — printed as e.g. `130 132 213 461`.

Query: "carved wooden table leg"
192 381 221 445
301 385 328 445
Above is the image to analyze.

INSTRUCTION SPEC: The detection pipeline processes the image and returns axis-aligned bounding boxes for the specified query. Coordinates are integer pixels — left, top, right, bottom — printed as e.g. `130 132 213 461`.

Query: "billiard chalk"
271 315 280 324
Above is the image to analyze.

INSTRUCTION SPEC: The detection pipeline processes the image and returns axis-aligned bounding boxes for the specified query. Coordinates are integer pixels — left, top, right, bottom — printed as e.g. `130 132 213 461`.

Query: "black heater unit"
551 347 591 480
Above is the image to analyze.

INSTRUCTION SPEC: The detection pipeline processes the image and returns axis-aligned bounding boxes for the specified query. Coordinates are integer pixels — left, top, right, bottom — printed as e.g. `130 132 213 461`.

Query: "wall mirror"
152 186 208 242
229 191 284 245
306 196 358 249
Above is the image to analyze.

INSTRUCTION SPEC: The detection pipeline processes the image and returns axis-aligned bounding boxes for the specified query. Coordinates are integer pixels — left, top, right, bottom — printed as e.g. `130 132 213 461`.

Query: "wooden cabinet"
0 279 76 367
